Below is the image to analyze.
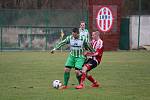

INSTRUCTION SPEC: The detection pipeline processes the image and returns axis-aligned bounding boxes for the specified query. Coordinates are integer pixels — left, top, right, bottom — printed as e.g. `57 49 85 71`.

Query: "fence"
0 9 88 51
0 26 78 51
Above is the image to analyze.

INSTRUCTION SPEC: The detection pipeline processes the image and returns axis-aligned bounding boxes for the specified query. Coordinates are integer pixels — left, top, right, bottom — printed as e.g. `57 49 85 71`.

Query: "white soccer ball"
52 80 62 89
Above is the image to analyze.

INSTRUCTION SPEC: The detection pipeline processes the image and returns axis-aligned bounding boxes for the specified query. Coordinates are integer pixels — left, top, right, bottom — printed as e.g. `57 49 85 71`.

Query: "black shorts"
84 58 98 71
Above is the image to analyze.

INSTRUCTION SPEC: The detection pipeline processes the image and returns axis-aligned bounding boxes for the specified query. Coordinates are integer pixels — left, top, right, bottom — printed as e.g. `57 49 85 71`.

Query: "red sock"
86 75 96 84
80 72 86 85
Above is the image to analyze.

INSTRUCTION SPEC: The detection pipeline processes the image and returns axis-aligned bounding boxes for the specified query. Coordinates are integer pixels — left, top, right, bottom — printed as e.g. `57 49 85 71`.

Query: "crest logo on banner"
96 6 114 32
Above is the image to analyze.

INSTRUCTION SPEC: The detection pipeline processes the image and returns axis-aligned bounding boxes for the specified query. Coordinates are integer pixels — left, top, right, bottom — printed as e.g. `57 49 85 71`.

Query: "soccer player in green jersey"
79 21 90 42
51 28 94 89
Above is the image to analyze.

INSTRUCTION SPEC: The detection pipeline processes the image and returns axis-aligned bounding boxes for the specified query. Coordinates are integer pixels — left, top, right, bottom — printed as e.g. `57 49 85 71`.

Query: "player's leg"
60 55 75 89
63 67 71 87
75 68 82 84
80 64 89 84
75 64 89 89
86 60 100 87
76 57 89 83
74 56 85 85
80 58 93 85
76 59 99 89
75 58 92 89
86 74 100 87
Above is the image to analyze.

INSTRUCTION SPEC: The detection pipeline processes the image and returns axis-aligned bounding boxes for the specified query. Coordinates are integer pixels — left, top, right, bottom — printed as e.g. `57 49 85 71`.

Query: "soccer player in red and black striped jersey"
75 31 104 89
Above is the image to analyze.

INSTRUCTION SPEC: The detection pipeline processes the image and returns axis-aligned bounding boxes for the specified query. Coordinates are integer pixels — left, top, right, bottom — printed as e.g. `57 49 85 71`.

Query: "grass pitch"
0 51 150 100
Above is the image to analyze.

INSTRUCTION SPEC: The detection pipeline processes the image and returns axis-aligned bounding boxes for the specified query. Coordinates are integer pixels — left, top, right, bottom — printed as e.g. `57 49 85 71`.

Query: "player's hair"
95 31 100 35
80 21 85 24
72 28 79 34
80 21 86 26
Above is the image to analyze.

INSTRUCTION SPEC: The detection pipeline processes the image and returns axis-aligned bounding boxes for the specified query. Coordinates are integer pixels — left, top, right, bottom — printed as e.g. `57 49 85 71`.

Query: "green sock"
76 74 82 84
64 72 70 86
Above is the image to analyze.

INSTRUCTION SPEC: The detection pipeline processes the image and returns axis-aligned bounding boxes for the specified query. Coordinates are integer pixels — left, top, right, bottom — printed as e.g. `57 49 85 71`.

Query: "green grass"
0 51 150 100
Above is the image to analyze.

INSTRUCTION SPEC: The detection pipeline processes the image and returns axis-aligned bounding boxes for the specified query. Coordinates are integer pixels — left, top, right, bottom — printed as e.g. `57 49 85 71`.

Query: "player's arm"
84 47 103 57
85 42 95 52
84 51 101 56
84 48 102 57
51 36 70 53
83 36 95 52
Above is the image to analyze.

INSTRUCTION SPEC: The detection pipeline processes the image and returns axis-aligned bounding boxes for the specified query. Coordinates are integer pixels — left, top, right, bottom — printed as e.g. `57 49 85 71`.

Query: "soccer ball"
52 80 62 89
